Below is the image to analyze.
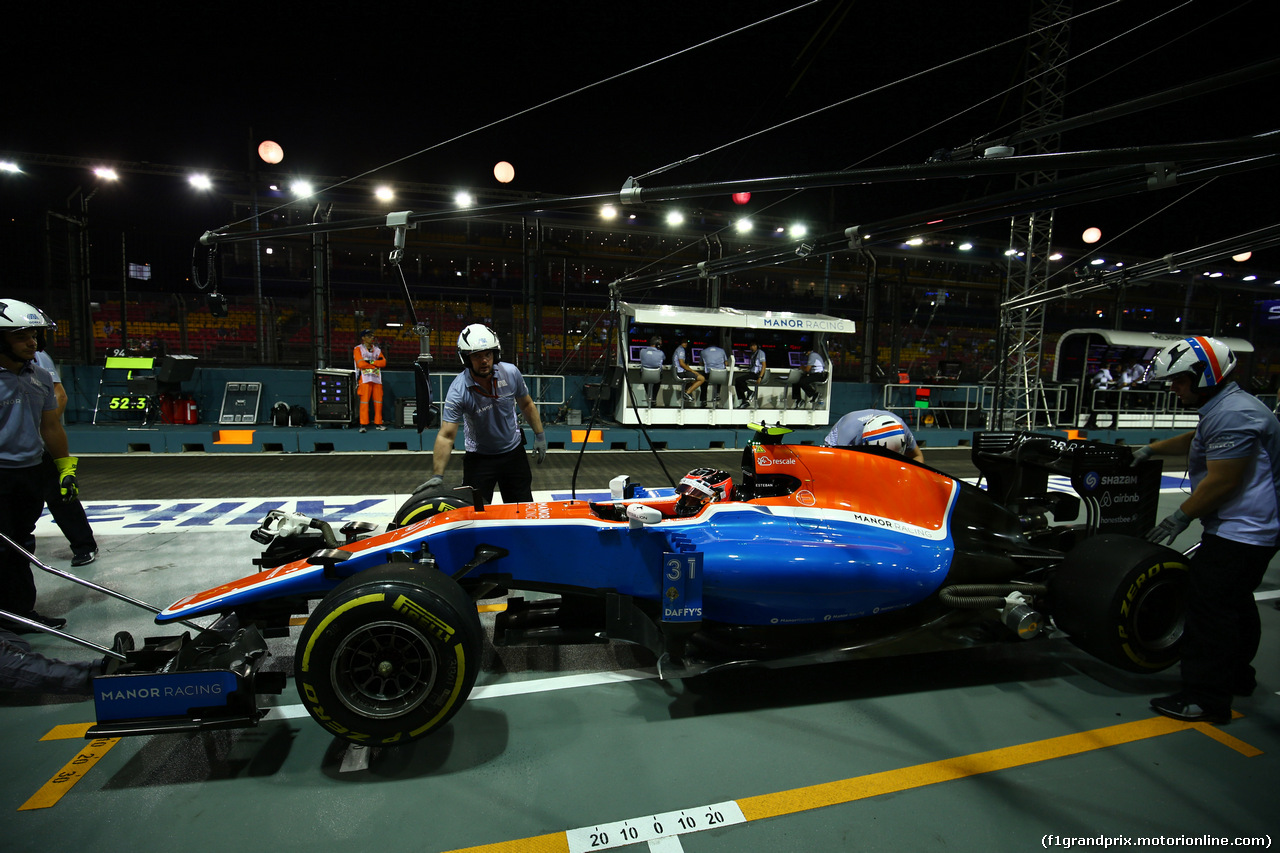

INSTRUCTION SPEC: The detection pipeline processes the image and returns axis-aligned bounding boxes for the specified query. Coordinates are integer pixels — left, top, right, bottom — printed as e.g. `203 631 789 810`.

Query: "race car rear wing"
972 431 1162 538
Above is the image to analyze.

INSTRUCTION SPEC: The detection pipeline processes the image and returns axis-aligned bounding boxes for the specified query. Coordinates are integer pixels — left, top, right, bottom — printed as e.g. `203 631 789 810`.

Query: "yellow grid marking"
443 714 1262 852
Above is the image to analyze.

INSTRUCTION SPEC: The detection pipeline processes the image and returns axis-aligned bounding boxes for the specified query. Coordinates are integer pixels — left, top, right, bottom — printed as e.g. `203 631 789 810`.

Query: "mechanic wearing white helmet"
1129 335 1280 724
422 324 546 504
823 409 925 463
0 299 79 632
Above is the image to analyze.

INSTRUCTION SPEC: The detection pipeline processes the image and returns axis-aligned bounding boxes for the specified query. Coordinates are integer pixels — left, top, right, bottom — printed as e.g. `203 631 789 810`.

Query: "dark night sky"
3 0 1277 272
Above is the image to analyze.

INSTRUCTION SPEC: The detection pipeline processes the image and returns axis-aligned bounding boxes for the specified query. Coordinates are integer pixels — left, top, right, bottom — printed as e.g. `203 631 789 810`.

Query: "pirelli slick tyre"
294 564 483 746
1049 533 1189 673
388 490 474 531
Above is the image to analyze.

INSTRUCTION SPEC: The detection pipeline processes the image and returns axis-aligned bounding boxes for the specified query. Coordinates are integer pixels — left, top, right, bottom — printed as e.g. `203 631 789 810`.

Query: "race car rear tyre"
1048 533 1189 673
388 490 475 530
294 563 483 746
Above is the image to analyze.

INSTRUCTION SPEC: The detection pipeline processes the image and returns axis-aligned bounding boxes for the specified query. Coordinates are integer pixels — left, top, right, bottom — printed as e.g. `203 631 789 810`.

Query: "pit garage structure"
1051 328 1255 430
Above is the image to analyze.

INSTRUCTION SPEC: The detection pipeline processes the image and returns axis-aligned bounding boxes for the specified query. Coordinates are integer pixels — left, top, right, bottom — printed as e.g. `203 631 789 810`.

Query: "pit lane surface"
3 450 1277 852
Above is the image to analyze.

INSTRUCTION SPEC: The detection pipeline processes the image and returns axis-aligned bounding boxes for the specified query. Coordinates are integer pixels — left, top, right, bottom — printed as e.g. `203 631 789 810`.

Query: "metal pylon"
994 1 1072 430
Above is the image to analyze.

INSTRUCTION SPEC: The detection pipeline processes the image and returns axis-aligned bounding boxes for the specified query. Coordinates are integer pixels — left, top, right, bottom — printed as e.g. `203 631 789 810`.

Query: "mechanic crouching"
1129 336 1280 724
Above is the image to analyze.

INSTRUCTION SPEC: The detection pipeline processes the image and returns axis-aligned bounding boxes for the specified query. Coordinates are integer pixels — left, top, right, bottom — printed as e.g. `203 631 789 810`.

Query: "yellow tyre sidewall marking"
299 592 385 673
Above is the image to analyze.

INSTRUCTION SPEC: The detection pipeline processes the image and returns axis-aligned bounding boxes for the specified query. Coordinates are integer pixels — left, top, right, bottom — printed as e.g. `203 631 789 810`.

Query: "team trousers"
462 445 533 505
0 463 47 616
1182 533 1274 705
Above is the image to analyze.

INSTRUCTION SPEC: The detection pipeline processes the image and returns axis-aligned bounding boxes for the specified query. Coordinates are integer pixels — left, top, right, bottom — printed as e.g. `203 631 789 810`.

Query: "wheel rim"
1130 574 1186 653
330 620 438 719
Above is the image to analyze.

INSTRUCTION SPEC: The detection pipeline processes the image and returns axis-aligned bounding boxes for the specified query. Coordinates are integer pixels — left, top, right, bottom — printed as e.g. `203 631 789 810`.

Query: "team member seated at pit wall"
672 335 705 405
734 342 766 406
638 336 665 406
792 346 827 407
1128 335 1280 725
823 409 925 463
422 324 546 505
699 343 728 405
354 328 388 432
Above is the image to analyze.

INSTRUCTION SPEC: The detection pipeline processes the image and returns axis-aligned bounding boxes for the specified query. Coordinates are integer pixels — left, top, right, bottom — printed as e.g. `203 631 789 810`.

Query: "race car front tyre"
388 490 475 530
294 563 483 746
1048 533 1189 673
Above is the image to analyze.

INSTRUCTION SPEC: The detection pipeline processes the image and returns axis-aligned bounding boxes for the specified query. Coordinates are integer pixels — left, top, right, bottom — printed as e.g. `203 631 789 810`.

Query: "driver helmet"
675 467 734 518
860 414 909 454
0 299 55 332
1147 335 1236 390
457 323 501 365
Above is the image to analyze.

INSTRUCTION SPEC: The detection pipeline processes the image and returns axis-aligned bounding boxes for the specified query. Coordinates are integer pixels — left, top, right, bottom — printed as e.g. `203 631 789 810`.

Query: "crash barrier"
886 382 1280 432
416 372 566 415
1081 387 1279 429
882 383 991 431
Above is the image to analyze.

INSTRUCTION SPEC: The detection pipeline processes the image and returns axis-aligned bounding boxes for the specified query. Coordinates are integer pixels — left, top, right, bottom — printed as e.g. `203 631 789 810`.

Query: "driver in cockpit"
674 468 734 517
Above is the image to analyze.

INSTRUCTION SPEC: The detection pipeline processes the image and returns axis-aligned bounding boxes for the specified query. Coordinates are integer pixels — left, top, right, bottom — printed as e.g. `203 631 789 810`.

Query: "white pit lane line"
260 667 662 723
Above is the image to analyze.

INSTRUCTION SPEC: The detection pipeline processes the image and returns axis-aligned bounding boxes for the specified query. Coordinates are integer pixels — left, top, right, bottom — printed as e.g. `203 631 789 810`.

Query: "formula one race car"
85 428 1186 746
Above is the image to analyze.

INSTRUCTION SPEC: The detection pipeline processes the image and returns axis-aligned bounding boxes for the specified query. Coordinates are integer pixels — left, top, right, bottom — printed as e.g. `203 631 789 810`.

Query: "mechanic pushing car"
1126 335 1280 724
823 409 925 463
0 299 80 633
422 324 547 504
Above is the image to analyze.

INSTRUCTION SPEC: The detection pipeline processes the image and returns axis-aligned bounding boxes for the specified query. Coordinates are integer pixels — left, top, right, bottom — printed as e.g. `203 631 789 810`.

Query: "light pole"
65 167 118 362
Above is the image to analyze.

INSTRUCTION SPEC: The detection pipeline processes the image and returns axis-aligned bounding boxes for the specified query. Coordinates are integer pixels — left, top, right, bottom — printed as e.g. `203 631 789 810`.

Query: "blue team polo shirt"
0 360 57 467
441 362 530 455
700 347 727 370
1190 382 1280 546
639 346 664 369
673 345 691 377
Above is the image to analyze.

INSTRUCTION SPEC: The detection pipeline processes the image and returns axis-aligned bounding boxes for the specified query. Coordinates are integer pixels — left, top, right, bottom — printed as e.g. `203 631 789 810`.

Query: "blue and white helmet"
1148 336 1236 391
457 323 501 364
0 299 55 331
861 414 909 454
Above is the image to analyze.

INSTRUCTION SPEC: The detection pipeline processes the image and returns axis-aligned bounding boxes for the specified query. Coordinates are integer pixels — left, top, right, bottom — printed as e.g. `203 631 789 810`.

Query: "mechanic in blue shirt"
0 299 79 633
672 335 704 405
638 335 665 407
423 324 546 505
33 344 98 567
734 342 766 406
1131 336 1280 724
824 409 925 463
792 347 828 407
